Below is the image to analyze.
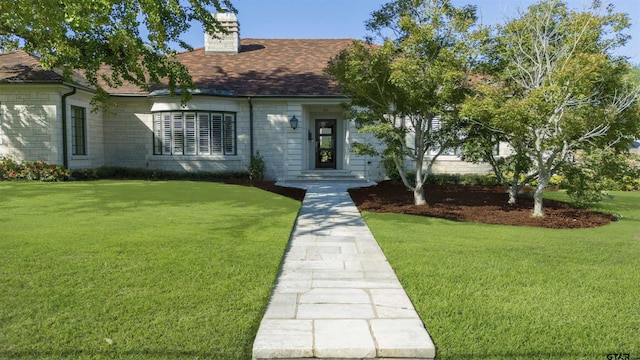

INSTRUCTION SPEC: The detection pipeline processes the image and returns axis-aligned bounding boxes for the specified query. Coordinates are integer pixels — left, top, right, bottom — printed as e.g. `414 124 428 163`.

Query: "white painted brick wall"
0 86 63 164
103 98 151 168
254 102 287 180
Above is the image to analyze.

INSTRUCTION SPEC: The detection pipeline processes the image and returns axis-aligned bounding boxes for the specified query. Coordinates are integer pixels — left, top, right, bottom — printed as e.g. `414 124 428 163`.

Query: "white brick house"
0 13 489 181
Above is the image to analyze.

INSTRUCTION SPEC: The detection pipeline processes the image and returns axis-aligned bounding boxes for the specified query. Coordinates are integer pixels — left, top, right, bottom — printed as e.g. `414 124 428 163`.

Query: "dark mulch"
347 181 614 229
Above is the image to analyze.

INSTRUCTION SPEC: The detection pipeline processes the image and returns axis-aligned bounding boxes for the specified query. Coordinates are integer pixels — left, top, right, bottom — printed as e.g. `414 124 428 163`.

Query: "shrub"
70 166 249 182
392 173 499 186
0 157 70 181
382 155 402 181
560 165 607 209
248 151 266 181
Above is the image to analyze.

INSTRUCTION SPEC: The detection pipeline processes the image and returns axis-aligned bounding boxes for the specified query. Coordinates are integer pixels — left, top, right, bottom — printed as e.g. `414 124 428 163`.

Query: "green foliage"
0 181 299 359
381 155 402 181
350 141 379 157
248 151 266 181
0 0 236 107
0 157 70 181
365 190 640 359
326 0 481 204
420 173 500 186
560 150 640 208
560 165 608 209
461 0 640 216
71 166 248 181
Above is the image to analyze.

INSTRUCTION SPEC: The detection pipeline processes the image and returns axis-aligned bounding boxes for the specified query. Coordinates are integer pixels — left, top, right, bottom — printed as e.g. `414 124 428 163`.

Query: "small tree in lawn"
0 0 235 107
462 0 640 216
326 0 480 205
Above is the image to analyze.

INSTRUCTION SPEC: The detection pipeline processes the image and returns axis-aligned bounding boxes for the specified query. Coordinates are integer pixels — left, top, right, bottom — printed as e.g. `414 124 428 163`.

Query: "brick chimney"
205 12 241 54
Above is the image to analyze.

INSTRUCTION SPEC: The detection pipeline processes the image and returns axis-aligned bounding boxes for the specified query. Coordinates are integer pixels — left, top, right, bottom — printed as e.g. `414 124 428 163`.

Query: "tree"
0 0 235 107
459 112 537 205
461 0 640 216
326 0 480 205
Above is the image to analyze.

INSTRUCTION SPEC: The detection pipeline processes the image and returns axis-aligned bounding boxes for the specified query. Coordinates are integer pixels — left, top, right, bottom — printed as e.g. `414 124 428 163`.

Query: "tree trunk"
414 181 427 205
533 174 549 217
507 186 518 206
413 167 427 205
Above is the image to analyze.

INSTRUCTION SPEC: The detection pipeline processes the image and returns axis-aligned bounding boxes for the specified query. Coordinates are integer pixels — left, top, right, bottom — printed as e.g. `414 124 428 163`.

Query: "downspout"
247 96 254 156
61 86 77 168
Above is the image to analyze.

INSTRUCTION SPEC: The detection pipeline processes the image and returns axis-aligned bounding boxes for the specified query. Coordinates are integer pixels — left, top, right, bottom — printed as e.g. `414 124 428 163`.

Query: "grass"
364 191 640 360
0 180 301 359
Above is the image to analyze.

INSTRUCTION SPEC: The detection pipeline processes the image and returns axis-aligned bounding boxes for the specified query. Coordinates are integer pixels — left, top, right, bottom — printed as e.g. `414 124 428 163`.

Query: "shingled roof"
0 51 64 83
175 38 354 97
1 38 355 97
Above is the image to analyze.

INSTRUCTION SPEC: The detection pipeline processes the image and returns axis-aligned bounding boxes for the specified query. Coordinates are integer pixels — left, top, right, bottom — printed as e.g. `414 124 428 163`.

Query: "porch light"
289 115 299 130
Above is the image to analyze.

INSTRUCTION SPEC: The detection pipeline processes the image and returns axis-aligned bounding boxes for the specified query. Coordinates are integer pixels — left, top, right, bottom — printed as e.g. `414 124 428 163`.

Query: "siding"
0 86 62 164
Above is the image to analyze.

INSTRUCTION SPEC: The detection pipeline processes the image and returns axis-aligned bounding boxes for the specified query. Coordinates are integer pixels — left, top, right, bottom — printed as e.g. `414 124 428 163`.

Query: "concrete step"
290 170 367 182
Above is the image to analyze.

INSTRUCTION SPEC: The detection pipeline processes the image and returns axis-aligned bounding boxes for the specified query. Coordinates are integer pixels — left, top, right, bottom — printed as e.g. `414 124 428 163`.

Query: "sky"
180 0 639 63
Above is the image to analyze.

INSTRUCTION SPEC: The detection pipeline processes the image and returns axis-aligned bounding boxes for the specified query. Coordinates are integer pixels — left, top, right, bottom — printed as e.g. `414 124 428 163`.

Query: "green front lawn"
365 191 640 360
0 181 301 359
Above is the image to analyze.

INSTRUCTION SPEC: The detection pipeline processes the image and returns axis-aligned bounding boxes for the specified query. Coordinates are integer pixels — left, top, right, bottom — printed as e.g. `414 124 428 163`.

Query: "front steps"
287 170 374 184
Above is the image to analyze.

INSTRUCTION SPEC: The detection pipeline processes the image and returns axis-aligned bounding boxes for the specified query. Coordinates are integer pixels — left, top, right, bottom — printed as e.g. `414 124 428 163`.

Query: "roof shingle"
0 51 63 83
175 38 353 97
1 38 355 97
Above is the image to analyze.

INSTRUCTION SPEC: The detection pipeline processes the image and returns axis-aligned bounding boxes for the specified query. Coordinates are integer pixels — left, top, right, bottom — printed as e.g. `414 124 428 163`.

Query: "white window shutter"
198 113 211 155
153 113 163 154
172 113 184 155
162 113 172 154
184 113 197 155
211 114 223 154
223 114 235 155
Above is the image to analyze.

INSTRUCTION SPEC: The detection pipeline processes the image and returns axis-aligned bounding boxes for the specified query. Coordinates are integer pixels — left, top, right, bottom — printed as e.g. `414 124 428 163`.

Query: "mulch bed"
347 181 614 229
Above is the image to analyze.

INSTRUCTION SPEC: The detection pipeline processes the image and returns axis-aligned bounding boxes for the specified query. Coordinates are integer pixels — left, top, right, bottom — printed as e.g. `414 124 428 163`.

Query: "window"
153 111 236 155
71 106 86 155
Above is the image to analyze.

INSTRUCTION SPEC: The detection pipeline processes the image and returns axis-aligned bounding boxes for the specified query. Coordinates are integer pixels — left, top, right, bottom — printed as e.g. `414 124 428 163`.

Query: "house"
0 13 490 182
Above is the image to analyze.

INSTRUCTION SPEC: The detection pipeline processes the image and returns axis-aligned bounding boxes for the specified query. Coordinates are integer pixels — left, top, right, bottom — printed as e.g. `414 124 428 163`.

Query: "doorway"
315 119 336 169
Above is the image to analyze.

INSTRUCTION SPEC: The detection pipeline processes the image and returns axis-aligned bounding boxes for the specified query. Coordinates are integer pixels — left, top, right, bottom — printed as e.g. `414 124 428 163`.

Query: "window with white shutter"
184 113 197 155
162 113 172 154
198 113 211 155
172 113 184 155
224 114 235 155
211 114 223 154
153 113 163 154
152 111 236 155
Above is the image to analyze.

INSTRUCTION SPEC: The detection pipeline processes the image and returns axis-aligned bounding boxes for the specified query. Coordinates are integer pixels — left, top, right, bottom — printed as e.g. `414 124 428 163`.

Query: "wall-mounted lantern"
289 115 299 130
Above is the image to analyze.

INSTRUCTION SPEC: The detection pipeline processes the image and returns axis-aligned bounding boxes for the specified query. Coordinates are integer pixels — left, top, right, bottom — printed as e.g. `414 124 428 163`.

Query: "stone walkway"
252 182 436 359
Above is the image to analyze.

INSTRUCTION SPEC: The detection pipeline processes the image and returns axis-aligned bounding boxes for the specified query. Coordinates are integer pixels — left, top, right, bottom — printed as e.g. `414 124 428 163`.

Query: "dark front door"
315 119 336 169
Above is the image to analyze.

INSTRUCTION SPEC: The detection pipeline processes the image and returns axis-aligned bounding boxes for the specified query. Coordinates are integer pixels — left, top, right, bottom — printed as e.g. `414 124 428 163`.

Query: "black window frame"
71 106 87 156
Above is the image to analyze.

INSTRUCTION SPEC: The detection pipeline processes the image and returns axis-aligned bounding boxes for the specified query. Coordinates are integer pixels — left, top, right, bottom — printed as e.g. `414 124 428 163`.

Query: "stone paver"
252 182 436 360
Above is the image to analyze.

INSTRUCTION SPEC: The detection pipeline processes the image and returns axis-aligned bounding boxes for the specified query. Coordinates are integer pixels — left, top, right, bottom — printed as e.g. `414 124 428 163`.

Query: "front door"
315 119 336 169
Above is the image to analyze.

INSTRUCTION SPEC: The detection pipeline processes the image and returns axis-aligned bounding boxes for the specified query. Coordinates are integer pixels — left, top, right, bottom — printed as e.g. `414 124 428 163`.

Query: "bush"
0 157 70 181
248 151 266 181
70 166 249 182
382 156 402 181
560 165 607 209
421 173 499 186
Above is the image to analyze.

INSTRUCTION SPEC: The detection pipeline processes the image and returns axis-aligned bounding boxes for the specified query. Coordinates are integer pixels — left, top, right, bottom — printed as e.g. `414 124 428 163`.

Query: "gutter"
61 86 77 168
